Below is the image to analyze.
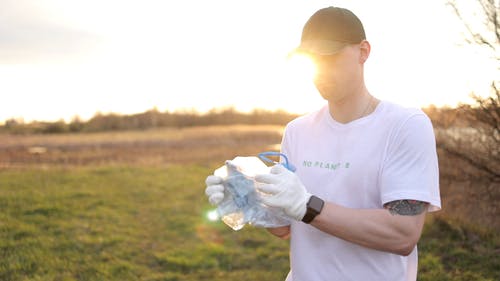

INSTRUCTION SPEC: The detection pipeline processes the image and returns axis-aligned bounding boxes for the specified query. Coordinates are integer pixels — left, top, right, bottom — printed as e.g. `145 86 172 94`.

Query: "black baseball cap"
295 7 366 55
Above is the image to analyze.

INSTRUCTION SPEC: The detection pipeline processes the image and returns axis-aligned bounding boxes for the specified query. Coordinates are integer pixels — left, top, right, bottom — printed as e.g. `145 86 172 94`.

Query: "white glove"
205 175 225 205
255 164 311 221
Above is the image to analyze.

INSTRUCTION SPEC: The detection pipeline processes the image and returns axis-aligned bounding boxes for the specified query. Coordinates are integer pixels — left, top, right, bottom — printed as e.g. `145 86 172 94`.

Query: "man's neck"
327 86 375 124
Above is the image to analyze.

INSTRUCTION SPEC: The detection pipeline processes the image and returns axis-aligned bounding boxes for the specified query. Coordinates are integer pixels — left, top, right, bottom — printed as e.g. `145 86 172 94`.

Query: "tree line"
0 107 299 134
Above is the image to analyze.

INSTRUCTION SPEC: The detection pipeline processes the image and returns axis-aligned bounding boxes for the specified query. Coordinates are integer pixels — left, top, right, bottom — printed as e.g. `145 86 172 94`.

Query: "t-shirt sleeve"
380 114 441 212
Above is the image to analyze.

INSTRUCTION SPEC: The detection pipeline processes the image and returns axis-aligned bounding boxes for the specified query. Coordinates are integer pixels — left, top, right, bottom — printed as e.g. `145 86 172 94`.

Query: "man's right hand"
205 175 225 205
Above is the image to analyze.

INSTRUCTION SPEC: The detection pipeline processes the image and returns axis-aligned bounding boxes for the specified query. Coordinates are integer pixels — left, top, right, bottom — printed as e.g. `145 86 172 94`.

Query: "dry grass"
0 125 284 168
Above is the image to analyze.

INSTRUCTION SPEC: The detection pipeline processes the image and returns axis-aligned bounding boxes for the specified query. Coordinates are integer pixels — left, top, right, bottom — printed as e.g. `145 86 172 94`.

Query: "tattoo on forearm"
384 200 428 216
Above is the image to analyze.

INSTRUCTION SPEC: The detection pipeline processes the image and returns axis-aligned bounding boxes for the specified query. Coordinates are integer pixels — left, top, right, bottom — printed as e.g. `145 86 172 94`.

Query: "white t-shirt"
282 101 441 281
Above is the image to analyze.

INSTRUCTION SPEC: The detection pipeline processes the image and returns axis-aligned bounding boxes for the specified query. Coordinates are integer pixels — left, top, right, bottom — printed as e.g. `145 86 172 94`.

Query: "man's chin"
319 93 330 100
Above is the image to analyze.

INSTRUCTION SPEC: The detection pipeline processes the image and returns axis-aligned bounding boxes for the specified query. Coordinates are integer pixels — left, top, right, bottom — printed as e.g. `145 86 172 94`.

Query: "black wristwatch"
302 195 324 224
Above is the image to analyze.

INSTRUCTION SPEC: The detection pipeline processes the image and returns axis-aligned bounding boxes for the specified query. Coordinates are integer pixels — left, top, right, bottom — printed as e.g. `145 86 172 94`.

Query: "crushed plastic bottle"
213 156 291 231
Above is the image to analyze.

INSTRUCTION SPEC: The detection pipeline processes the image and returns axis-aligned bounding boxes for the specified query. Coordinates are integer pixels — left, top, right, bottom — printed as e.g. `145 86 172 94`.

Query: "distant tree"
436 91 500 181
4 118 22 129
3 118 26 134
430 1 499 228
69 116 84 132
41 119 68 134
441 0 499 181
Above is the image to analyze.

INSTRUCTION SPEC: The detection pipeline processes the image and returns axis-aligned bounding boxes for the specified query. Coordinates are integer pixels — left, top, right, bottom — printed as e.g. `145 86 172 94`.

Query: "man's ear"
359 40 371 64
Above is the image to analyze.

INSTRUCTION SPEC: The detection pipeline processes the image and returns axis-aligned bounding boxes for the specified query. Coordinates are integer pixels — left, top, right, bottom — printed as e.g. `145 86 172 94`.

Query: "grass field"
0 126 498 280
0 165 290 280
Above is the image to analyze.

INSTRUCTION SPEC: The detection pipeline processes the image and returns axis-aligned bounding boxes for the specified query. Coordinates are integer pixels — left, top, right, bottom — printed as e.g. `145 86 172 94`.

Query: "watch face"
308 195 324 213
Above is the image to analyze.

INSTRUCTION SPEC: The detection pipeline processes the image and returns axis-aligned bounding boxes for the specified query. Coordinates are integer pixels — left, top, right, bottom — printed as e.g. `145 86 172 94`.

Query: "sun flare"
286 53 317 82
275 53 325 114
206 209 220 222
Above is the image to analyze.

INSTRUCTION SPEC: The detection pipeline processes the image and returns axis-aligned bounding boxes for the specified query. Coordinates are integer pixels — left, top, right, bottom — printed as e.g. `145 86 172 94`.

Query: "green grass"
0 166 498 280
418 216 499 281
0 165 289 281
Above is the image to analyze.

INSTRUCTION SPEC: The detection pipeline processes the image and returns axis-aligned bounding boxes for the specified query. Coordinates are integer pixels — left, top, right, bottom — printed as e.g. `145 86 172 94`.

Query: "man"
205 6 441 281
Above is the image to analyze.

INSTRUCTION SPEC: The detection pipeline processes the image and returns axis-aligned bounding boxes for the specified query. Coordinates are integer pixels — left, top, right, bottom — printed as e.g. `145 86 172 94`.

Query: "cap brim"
294 40 348 55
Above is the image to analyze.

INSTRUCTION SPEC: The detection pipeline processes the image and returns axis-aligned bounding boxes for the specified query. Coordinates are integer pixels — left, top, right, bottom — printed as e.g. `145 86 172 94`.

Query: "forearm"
311 202 426 256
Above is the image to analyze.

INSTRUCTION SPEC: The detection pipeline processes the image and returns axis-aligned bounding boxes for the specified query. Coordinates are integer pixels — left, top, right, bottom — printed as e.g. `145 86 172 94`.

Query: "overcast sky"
0 0 497 123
